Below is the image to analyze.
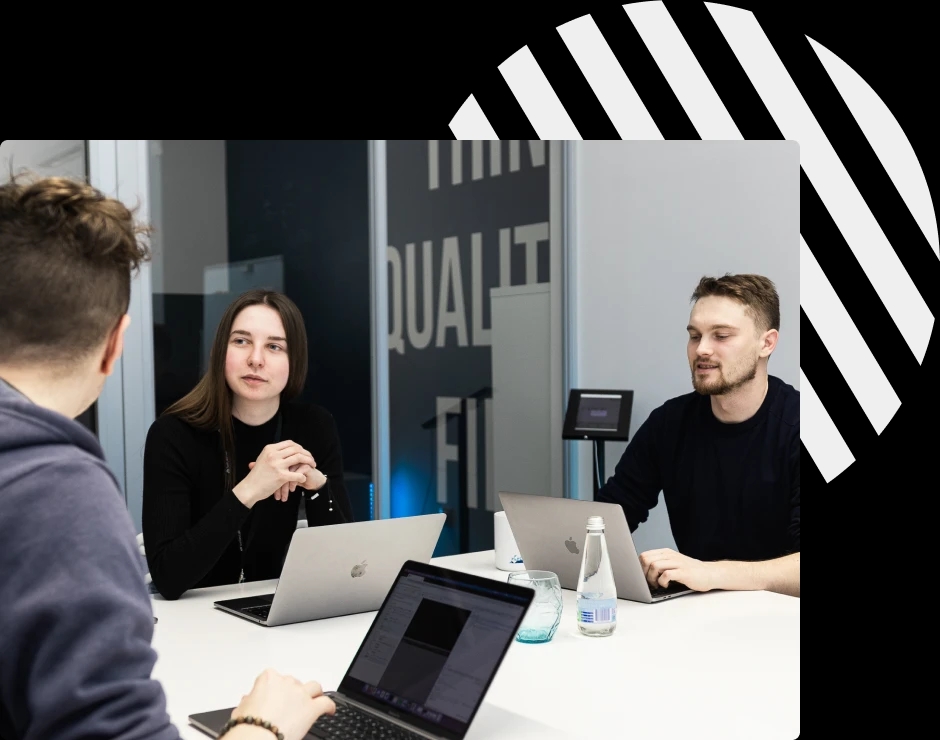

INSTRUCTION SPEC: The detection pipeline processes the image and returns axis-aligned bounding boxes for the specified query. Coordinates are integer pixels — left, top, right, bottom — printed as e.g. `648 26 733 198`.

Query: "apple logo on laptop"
565 537 579 555
351 560 367 578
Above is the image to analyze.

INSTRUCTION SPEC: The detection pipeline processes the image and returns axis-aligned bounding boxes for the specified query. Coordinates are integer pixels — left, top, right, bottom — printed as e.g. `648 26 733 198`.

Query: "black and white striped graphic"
449 1 939 485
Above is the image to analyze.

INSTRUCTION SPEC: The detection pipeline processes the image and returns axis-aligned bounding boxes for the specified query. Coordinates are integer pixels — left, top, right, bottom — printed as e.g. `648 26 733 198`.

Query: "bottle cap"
586 515 605 530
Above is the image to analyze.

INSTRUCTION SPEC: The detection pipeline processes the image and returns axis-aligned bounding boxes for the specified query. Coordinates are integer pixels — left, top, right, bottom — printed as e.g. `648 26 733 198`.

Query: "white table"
151 550 799 740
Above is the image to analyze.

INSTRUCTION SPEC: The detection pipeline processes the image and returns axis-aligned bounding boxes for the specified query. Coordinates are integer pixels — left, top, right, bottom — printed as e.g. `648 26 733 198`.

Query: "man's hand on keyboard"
231 668 336 740
638 548 712 592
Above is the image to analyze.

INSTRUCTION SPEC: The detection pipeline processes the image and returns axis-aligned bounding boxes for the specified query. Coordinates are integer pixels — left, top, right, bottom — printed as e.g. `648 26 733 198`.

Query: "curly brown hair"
0 170 152 367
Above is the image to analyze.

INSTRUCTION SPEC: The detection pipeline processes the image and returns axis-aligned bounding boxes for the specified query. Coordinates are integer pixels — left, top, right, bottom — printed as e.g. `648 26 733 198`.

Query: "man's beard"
691 356 758 395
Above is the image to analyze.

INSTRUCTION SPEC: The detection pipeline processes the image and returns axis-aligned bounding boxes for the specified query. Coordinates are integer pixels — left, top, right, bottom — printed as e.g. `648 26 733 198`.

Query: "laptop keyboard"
240 604 271 621
651 581 691 598
310 702 426 740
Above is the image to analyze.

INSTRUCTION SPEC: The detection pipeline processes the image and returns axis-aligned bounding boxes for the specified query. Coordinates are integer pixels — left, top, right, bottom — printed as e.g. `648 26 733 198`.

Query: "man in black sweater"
597 274 800 598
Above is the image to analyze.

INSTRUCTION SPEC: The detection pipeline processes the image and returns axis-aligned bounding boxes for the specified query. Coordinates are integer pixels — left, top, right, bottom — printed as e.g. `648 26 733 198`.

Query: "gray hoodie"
0 378 179 739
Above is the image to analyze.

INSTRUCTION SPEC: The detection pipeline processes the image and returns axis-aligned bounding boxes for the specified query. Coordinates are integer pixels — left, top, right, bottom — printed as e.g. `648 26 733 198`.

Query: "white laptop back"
498 493 692 604
265 513 447 624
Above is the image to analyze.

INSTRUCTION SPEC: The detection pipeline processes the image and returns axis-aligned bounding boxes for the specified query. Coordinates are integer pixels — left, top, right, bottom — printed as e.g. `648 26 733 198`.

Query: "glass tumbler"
507 570 563 644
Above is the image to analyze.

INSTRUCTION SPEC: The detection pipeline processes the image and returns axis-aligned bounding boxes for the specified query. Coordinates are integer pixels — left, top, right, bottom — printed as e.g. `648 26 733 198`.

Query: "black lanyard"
224 412 282 584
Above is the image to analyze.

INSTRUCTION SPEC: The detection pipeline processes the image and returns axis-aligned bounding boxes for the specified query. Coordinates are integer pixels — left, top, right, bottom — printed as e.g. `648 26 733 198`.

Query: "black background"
8 3 936 734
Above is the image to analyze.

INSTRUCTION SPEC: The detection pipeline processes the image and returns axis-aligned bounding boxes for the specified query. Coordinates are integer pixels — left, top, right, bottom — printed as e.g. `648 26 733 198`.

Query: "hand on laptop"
638 548 712 592
229 668 335 740
234 442 316 507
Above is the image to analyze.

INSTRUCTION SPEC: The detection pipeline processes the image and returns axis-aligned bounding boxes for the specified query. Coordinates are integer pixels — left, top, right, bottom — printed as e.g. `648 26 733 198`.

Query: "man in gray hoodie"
0 172 334 740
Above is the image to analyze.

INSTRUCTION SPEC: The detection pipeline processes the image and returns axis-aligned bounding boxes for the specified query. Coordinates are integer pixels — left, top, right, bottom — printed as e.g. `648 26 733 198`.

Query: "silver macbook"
191 559 535 740
213 513 446 626
498 492 694 604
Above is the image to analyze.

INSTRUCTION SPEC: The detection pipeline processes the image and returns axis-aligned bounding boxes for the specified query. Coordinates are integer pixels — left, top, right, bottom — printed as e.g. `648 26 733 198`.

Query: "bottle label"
577 597 617 624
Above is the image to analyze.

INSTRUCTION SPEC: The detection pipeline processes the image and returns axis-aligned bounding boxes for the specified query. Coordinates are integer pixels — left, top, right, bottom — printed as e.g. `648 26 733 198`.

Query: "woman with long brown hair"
142 289 353 600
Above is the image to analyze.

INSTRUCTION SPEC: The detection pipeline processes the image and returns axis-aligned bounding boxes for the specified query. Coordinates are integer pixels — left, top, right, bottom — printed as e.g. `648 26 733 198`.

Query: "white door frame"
561 140 581 500
368 141 391 520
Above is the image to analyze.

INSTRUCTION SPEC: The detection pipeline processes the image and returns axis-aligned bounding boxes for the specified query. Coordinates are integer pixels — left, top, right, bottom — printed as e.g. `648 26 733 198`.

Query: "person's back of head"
0 171 151 416
0 171 339 740
0 173 171 739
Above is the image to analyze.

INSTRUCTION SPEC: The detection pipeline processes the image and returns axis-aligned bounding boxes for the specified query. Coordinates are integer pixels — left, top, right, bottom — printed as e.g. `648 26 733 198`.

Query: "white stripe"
807 37 940 260
556 14 662 139
498 46 582 140
707 2 935 363
799 369 855 483
449 95 499 140
800 235 901 434
624 2 742 140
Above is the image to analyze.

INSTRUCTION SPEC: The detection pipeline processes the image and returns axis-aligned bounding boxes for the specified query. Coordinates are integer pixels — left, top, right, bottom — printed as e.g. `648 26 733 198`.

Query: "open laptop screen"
338 561 533 740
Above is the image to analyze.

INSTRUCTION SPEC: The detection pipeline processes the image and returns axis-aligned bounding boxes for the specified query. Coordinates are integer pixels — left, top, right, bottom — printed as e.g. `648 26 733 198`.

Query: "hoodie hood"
0 376 121 501
0 376 106 461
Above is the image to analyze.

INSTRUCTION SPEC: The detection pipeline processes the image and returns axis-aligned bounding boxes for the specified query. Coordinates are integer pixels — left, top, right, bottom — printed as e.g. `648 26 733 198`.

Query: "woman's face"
224 304 291 404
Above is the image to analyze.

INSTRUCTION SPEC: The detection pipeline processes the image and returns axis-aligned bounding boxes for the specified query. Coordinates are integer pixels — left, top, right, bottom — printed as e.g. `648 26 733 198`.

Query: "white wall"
491 284 552 502
570 140 800 554
0 140 86 180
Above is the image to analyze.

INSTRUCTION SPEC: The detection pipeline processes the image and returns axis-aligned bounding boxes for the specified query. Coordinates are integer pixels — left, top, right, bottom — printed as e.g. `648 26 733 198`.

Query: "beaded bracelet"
218 716 284 740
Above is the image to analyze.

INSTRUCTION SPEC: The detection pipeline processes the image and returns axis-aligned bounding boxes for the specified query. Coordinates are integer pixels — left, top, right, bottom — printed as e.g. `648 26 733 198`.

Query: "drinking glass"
507 570 563 644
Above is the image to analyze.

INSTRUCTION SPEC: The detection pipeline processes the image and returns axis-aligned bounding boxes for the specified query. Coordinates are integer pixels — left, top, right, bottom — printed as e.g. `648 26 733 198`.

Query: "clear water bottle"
576 515 617 636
